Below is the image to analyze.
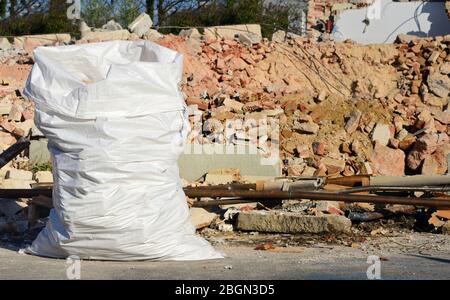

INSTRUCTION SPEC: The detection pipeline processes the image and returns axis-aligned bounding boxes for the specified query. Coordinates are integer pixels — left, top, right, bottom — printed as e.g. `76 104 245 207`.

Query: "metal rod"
338 186 450 194
186 189 450 208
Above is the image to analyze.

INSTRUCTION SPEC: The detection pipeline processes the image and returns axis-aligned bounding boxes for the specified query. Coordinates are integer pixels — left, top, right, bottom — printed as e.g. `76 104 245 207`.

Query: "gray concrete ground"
0 233 449 280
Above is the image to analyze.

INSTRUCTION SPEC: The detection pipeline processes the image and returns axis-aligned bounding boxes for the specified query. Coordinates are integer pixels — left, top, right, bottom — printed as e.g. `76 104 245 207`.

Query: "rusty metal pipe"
185 189 450 208
2 187 450 209
338 186 450 194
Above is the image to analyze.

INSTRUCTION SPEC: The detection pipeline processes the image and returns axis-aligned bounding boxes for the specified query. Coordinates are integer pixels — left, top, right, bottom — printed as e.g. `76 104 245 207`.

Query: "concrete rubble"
236 210 352 234
0 14 449 242
128 13 153 38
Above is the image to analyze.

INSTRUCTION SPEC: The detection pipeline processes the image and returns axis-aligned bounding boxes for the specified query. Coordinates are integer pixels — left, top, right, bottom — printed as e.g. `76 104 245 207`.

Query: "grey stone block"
236 210 352 234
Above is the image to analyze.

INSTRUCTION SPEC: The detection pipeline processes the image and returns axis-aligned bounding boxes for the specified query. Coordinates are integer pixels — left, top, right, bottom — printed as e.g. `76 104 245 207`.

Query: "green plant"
31 162 53 173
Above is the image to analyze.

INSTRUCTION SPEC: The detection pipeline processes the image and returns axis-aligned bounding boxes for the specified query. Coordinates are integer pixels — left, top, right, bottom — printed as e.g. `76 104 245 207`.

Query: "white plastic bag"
23 40 223 260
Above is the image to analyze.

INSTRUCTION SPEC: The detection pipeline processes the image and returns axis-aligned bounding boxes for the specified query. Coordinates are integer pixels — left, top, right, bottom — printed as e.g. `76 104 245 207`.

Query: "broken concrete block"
145 29 163 41
427 72 450 98
14 119 33 135
272 30 287 43
204 24 262 40
302 166 317 176
128 13 153 37
29 139 51 166
0 106 12 119
0 179 34 189
13 33 71 48
316 90 328 102
0 37 12 50
321 157 345 175
271 30 301 43
0 118 15 133
293 122 319 134
396 34 419 44
344 110 362 134
79 21 91 38
396 128 409 141
190 207 217 229
217 223 234 232
427 51 441 64
22 109 34 120
80 30 130 42
5 169 33 180
406 133 443 171
312 141 325 156
179 144 281 181
370 143 405 176
441 62 450 75
236 210 351 234
102 20 123 31
34 171 53 183
443 221 450 235
316 201 345 216
205 168 240 184
179 28 202 39
237 33 262 47
421 145 449 175
371 123 391 146
204 174 235 185
223 98 244 112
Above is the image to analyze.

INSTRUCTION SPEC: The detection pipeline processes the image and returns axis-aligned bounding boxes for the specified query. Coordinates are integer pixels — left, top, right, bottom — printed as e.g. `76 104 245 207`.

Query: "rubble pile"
160 33 448 179
0 16 449 240
0 27 449 181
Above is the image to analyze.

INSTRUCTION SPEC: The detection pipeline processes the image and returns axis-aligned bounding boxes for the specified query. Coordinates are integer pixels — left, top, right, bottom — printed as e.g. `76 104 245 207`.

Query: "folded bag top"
24 40 185 119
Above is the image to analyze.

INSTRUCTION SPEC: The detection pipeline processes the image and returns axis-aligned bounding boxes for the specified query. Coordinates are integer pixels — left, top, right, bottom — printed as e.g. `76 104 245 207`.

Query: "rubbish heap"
0 14 449 250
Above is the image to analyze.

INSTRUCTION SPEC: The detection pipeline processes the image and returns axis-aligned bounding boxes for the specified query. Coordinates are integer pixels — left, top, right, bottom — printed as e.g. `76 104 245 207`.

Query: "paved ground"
1 233 449 279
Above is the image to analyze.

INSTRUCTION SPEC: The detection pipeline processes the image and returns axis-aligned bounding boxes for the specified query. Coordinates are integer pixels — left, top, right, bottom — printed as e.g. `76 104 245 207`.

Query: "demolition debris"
0 13 449 246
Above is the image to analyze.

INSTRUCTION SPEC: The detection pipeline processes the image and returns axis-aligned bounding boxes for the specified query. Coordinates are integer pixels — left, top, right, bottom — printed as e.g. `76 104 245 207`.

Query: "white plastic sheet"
23 40 223 260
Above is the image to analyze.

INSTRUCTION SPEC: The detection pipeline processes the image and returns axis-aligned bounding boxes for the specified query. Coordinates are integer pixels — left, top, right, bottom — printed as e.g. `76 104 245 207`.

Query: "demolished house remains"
0 2 450 261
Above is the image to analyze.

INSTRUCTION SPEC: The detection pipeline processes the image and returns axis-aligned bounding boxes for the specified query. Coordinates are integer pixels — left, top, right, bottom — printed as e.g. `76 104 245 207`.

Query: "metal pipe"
0 188 52 198
338 185 450 194
2 187 450 208
326 175 370 187
370 175 450 187
185 189 450 208
0 137 30 169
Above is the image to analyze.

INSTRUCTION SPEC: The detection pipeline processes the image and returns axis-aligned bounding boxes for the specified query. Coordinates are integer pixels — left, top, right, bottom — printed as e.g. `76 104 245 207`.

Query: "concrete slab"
29 139 51 166
179 144 281 181
236 210 352 234
26 142 281 180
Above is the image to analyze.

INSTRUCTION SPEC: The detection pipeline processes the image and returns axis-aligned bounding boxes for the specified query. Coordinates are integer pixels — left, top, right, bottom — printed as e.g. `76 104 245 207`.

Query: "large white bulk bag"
23 40 223 261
